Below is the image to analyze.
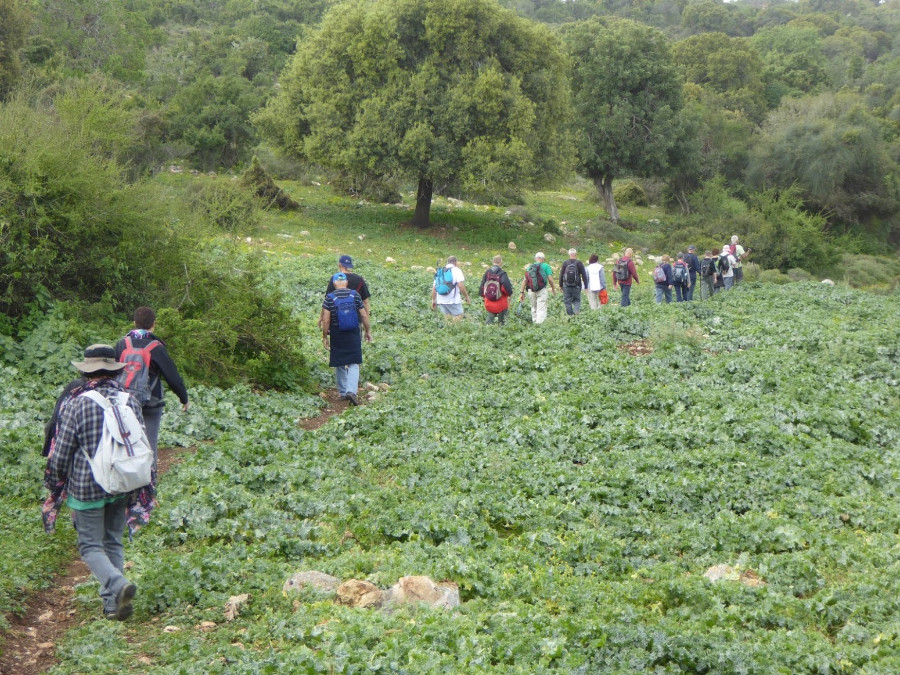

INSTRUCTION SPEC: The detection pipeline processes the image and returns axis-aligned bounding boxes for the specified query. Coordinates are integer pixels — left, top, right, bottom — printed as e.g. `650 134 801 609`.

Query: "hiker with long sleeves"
115 307 189 458
45 345 143 621
612 248 640 307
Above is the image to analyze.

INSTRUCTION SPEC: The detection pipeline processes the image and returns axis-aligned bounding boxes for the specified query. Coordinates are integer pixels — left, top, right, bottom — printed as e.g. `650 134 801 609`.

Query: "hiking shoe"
346 393 359 406
115 583 137 621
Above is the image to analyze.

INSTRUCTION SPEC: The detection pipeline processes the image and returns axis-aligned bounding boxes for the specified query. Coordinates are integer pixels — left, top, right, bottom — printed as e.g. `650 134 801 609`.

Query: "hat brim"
71 358 127 373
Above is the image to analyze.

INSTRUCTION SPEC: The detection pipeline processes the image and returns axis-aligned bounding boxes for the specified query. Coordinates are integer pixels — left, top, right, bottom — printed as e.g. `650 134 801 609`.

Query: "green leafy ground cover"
40 257 900 672
1 187 899 673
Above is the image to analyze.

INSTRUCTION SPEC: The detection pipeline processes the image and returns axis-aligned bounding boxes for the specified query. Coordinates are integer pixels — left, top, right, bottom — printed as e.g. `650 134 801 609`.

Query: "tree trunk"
673 187 692 215
412 177 433 227
594 174 619 223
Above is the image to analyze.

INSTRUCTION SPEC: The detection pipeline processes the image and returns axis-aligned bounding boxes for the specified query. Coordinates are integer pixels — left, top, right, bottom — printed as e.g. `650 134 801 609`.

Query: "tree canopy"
566 17 689 222
256 0 572 226
747 91 900 229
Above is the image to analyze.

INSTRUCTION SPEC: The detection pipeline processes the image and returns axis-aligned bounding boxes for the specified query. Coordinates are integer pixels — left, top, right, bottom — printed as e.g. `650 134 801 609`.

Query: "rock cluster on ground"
284 571 460 611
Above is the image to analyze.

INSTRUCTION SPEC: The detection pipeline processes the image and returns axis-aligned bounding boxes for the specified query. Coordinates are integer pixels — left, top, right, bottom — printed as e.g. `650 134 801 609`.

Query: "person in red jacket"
612 248 640 307
479 255 514 325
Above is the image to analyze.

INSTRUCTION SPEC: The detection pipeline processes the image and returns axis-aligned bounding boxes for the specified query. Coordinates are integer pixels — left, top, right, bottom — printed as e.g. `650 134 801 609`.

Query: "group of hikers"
43 307 189 621
430 235 751 324
41 240 750 622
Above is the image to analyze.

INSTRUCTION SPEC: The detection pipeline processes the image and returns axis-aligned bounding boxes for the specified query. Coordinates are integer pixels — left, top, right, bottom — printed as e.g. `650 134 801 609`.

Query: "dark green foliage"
238 156 300 210
257 0 573 225
0 92 162 318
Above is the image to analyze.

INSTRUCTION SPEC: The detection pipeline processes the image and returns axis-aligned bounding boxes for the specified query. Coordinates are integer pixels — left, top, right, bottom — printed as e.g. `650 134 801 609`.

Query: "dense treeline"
0 0 898 387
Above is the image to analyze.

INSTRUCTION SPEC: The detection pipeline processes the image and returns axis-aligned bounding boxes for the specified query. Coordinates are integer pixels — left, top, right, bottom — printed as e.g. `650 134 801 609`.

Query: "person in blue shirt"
654 254 674 304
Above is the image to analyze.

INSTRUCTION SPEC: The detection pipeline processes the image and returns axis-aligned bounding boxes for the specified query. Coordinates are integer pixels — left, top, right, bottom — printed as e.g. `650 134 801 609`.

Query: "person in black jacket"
558 248 589 316
115 307 189 454
684 245 702 301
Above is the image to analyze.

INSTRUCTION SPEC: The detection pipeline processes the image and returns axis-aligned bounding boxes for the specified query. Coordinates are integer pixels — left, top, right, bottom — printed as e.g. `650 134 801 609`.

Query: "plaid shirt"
46 379 145 501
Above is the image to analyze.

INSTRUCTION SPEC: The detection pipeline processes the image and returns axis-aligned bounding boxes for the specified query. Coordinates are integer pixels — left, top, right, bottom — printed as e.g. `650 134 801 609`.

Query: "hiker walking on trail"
558 248 589 316
322 273 372 406
321 254 371 329
684 245 701 301
718 245 737 291
519 252 556 324
45 345 144 621
653 254 675 304
672 253 691 303
612 248 639 307
115 307 189 459
699 250 718 301
479 255 514 325
585 254 607 310
431 255 470 319
729 235 751 285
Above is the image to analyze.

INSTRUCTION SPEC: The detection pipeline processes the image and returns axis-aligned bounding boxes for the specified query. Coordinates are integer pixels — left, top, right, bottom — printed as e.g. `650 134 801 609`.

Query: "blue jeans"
562 285 582 315
437 303 464 316
73 500 130 614
335 364 360 397
619 284 632 307
675 283 688 302
686 276 696 301
655 285 672 303
724 276 735 291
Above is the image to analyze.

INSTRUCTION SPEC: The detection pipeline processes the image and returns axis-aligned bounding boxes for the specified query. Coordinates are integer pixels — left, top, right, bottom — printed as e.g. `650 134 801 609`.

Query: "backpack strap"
82 389 111 410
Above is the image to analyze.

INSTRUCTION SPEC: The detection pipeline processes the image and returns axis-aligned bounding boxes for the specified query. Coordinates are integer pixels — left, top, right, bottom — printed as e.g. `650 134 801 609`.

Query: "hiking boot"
345 393 359 406
115 583 137 621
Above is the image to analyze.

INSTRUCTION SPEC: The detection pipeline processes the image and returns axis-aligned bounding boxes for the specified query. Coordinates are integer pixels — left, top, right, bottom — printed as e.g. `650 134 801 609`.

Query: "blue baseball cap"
338 254 353 268
332 272 347 282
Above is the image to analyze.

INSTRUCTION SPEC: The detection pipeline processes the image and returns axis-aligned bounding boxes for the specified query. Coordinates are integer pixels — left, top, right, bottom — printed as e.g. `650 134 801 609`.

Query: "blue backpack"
328 292 360 331
434 267 457 296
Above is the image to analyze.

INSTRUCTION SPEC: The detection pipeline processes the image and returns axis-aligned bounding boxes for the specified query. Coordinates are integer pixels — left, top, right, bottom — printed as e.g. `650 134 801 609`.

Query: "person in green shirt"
518 252 557 324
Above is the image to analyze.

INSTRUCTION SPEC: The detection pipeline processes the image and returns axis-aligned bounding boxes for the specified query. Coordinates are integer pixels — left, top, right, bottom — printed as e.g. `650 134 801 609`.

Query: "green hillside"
2 188 899 672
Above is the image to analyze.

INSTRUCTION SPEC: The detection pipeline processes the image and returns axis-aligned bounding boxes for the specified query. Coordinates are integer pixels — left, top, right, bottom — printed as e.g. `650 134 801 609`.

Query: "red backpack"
116 337 160 404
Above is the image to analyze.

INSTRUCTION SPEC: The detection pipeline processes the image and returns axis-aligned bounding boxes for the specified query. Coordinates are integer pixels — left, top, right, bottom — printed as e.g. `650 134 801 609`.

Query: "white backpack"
80 390 153 494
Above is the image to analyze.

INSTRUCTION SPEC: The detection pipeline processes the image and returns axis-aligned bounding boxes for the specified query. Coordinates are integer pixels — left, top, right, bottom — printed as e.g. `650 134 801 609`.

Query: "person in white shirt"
730 235 751 284
719 244 737 291
431 255 470 319
585 254 607 310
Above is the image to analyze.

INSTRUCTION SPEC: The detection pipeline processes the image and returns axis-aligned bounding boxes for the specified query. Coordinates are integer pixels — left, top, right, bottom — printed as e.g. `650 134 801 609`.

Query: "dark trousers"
619 284 632 307
675 283 688 302
562 285 582 315
686 275 696 301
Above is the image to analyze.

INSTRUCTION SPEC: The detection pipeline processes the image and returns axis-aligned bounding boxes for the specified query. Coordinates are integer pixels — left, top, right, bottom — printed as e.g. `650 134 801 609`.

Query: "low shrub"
613 180 648 206
787 268 813 282
839 253 900 289
186 178 259 233
759 269 792 284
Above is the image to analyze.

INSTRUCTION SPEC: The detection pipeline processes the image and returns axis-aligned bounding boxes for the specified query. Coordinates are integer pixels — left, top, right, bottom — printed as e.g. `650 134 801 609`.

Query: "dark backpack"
718 254 731 274
434 267 457 296
673 262 689 284
700 258 716 277
614 259 630 282
563 261 580 287
524 262 547 292
116 337 160 405
483 270 503 301
328 292 360 331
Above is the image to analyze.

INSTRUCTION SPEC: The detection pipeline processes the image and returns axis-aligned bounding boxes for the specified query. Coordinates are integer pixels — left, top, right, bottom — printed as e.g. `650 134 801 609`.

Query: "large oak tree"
565 17 688 223
256 0 572 226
